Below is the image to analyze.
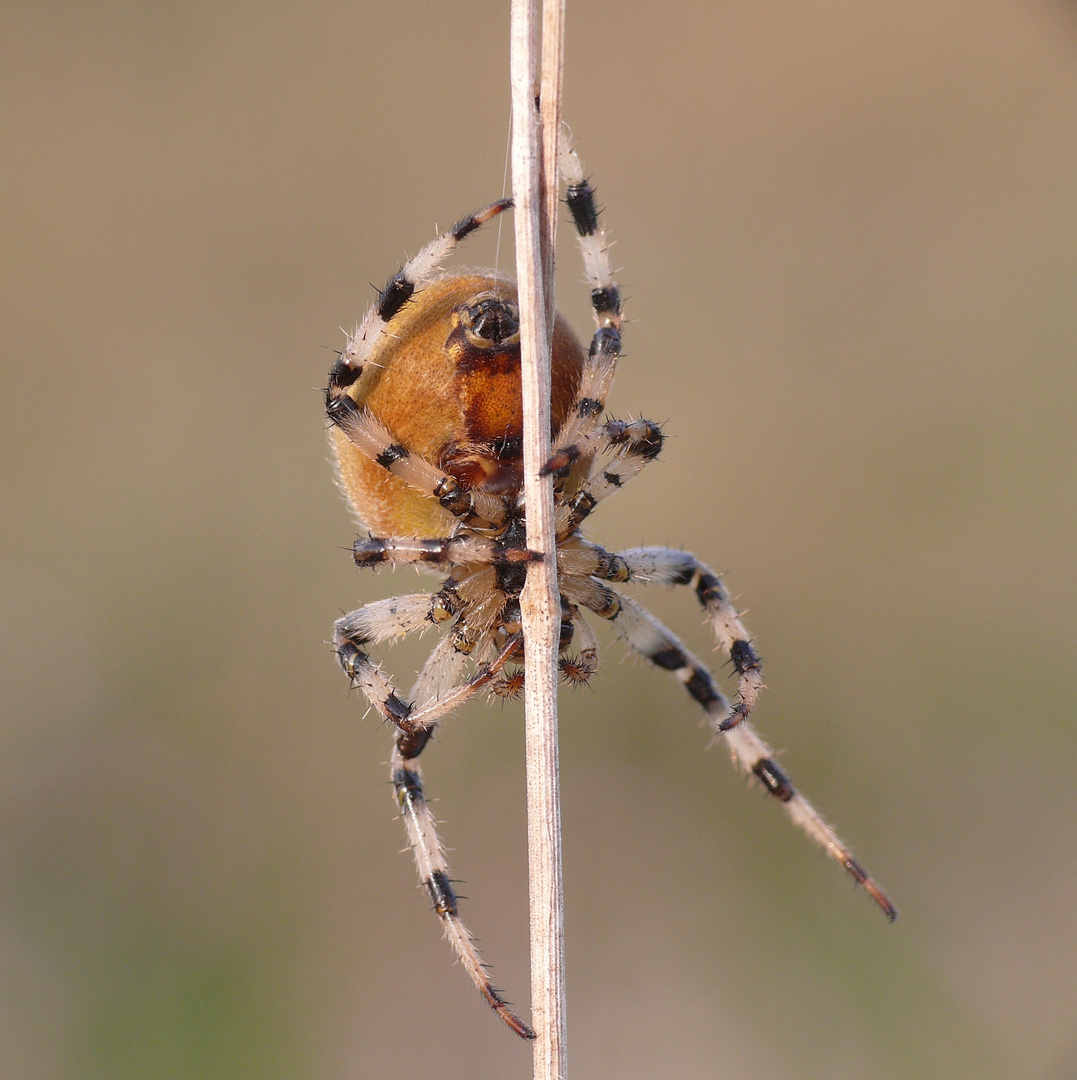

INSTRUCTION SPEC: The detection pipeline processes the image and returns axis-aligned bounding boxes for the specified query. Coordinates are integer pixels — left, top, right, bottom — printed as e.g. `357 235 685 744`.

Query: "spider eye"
460 295 520 347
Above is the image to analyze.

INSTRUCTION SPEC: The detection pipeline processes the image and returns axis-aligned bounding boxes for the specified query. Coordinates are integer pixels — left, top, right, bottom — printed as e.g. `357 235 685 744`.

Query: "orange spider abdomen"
331 273 585 536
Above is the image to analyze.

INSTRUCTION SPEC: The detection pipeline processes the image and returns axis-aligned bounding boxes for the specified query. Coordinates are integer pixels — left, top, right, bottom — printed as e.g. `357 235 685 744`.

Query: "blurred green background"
3 2 1076 1078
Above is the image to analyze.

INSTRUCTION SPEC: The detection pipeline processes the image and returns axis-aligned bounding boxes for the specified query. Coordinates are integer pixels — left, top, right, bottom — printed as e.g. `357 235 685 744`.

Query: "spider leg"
559 544 761 730
327 200 512 399
404 634 523 731
610 547 763 731
334 603 521 745
548 141 623 464
545 416 661 479
561 141 622 336
333 591 437 644
348 531 535 571
566 580 896 921
547 417 664 533
327 402 508 527
332 596 533 1036
388 635 535 1040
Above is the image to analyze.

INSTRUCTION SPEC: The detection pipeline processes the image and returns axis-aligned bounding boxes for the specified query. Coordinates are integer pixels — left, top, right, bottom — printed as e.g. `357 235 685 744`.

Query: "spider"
324 142 895 1041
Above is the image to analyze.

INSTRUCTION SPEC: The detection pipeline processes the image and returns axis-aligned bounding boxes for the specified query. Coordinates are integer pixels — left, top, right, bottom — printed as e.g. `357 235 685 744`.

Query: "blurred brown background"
2 2 1076 1078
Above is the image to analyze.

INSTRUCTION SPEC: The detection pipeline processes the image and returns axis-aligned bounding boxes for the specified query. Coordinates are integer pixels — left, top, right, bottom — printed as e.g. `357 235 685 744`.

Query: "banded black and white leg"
546 142 625 473
559 544 762 730
327 400 509 528
610 547 763 729
348 532 536 572
326 199 512 400
549 418 665 535
333 594 534 1034
564 578 896 920
333 596 524 747
387 635 535 1039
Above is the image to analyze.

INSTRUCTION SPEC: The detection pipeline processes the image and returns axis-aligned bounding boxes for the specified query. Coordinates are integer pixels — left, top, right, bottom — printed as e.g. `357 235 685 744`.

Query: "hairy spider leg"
609 546 764 731
328 389 508 529
335 600 537 1037
567 578 895 921
550 418 666 534
546 142 623 474
328 200 513 393
389 634 536 1039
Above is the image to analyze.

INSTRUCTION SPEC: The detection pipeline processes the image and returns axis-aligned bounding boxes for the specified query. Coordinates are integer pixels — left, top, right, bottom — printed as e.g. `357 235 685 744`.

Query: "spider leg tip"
875 891 898 923
717 704 750 732
846 855 898 921
505 1013 536 1040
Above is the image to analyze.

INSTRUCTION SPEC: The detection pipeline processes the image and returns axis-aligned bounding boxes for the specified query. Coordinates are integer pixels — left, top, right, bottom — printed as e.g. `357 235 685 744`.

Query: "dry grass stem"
510 0 567 1076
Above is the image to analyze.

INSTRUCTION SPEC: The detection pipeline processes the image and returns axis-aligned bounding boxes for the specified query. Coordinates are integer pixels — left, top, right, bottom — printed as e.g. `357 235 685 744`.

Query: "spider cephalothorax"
324 143 895 1041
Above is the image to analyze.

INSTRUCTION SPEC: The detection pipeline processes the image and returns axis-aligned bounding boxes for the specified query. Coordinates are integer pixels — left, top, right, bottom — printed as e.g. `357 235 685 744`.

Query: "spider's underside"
324 143 895 1041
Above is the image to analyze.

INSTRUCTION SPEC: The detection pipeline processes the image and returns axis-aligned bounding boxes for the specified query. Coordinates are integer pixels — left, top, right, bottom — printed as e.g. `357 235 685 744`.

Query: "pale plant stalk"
510 0 567 1077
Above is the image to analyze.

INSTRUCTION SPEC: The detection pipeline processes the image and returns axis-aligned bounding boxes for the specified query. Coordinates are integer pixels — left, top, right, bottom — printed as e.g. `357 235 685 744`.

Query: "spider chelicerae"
324 142 895 1040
